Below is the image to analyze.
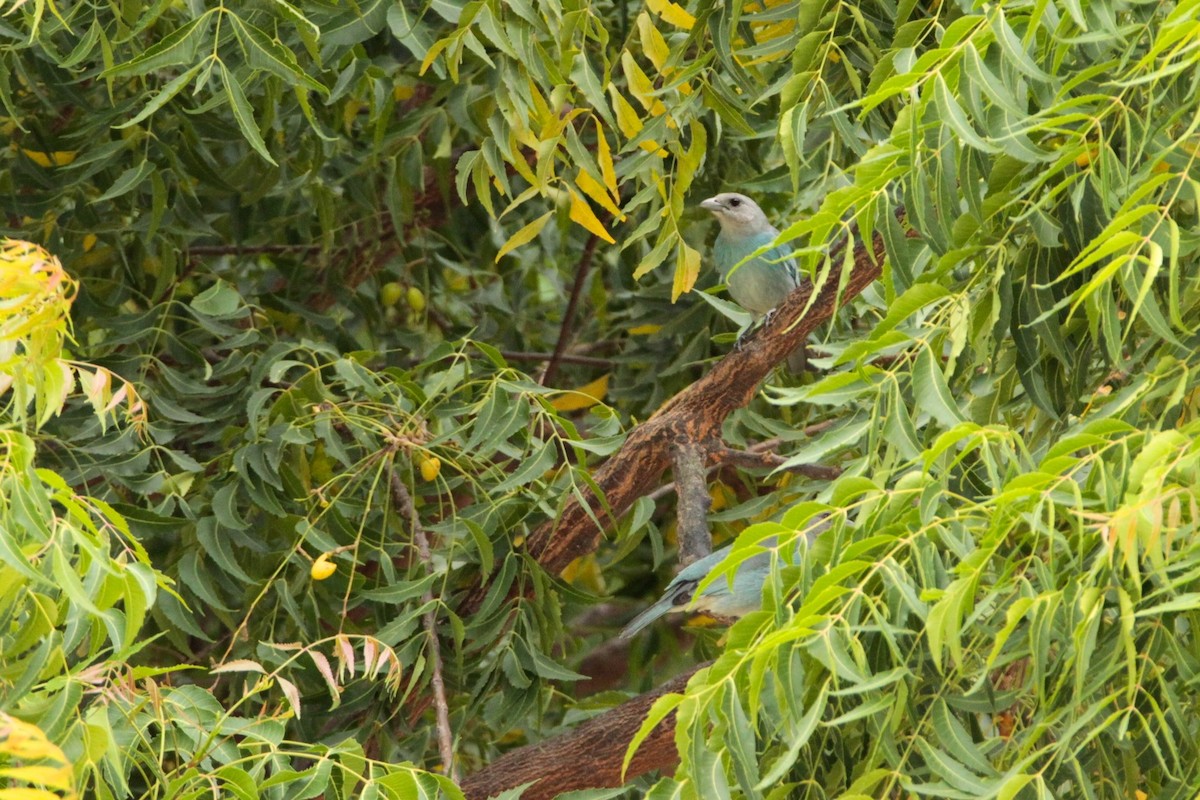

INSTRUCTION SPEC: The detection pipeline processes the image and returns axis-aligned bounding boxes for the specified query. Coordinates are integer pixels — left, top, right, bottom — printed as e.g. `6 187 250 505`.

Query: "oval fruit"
311 553 336 581
419 457 441 481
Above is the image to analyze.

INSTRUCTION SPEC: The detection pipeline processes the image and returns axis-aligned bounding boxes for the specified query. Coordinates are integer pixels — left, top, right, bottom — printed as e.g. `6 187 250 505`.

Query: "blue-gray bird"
619 523 826 639
700 192 807 372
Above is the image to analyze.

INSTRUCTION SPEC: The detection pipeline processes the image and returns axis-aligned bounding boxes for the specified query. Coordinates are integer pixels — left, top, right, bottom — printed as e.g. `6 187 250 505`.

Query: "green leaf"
220 62 278 165
230 15 327 96
104 14 212 77
912 345 966 428
190 279 243 316
623 692 685 779
95 161 155 202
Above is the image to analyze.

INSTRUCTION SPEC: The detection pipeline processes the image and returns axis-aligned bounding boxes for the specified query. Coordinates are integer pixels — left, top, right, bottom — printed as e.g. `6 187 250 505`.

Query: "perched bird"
700 192 807 372
619 522 828 639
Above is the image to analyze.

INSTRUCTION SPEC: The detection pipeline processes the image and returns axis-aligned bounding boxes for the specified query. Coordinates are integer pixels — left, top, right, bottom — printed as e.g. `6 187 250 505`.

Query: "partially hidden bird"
619 520 829 639
700 192 807 372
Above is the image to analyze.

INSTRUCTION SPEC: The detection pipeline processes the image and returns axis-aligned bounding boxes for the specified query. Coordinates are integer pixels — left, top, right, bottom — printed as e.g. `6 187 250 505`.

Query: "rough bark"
672 439 714 565
521 214 894 576
454 210 909 798
459 662 709 800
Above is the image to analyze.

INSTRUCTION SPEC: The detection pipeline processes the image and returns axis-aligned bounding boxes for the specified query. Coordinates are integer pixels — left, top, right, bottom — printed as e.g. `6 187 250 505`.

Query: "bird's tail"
619 595 677 639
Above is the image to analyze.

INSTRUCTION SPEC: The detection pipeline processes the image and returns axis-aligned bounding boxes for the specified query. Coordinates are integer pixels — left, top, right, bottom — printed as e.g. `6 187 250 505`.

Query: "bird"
700 192 807 372
619 520 828 639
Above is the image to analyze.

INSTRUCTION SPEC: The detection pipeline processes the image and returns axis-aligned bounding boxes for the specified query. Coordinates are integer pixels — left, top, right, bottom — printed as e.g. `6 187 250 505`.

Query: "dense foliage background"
3 0 1200 797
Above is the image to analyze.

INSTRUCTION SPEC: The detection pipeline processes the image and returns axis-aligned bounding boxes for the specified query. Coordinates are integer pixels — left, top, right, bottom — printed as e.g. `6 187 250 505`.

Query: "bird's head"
700 192 771 235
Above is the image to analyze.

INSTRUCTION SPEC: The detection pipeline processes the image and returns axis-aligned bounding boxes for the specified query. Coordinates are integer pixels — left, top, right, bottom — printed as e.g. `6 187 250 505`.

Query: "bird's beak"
700 197 723 213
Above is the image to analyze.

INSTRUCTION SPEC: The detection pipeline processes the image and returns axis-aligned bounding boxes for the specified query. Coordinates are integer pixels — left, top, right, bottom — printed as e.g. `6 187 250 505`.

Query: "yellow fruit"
82 234 97 252
1075 148 1098 167
419 457 441 481
406 286 426 312
380 282 404 307
311 553 336 580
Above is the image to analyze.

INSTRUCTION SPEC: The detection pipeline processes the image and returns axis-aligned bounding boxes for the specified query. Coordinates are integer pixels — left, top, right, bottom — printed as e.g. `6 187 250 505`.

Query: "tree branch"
712 445 842 481
459 212 903 613
542 233 601 387
672 439 713 565
389 471 457 782
459 662 709 800
501 351 615 368
521 212 898 575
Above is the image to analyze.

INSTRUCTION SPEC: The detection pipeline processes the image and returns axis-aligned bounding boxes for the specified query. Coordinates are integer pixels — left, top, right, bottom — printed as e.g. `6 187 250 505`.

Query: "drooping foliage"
2 0 1200 798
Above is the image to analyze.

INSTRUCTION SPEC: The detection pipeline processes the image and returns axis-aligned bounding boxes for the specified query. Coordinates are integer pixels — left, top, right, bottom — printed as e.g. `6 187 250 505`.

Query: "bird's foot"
735 327 753 351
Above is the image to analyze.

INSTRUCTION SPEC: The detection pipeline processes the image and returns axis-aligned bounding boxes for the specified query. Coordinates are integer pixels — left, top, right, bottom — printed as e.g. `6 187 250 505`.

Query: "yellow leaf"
561 553 606 592
595 120 619 196
495 211 554 261
567 188 615 243
341 99 361 133
627 323 662 335
672 242 701 301
550 373 610 411
639 141 668 157
621 52 666 116
575 169 624 220
419 36 453 76
20 149 77 167
393 81 416 101
607 85 643 140
637 12 671 73
646 0 695 29
526 77 553 130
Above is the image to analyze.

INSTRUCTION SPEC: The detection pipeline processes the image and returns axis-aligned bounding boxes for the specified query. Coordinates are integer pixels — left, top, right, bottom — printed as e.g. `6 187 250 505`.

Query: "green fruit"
380 282 404 307
406 286 427 312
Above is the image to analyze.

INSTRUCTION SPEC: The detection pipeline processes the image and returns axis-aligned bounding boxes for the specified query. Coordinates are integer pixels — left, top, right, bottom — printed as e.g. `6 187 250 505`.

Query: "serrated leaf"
913 345 966 427
116 63 203 129
220 63 278 165
230 15 327 96
622 692 685 779
567 188 615 243
104 14 211 77
95 161 154 203
495 211 553 261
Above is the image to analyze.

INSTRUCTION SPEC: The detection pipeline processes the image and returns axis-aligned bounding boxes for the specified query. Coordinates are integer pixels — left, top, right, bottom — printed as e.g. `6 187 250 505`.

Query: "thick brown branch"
519 214 895 576
459 662 709 800
671 440 713 565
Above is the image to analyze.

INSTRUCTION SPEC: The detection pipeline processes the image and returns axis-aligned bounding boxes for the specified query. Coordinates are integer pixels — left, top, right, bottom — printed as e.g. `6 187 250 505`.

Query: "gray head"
700 193 772 236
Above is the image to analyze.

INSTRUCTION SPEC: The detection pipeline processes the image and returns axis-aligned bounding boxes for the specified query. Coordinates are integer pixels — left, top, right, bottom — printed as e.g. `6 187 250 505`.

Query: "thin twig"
186 243 324 255
501 351 615 368
671 439 713 565
713 446 843 480
389 471 457 782
541 233 601 386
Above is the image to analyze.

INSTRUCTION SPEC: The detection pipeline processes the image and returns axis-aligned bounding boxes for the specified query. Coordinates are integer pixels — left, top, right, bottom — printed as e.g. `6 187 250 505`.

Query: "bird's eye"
728 198 741 207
